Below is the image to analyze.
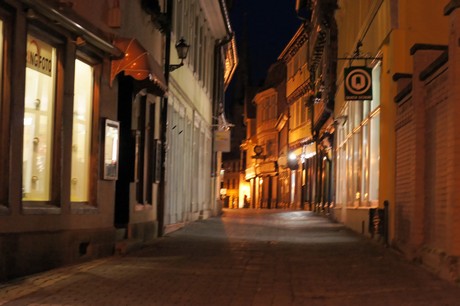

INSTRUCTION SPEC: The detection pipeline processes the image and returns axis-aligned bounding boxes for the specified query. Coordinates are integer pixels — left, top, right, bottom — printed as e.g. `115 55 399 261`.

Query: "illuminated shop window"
22 35 56 202
0 20 3 101
0 20 5 206
71 59 94 202
335 62 381 208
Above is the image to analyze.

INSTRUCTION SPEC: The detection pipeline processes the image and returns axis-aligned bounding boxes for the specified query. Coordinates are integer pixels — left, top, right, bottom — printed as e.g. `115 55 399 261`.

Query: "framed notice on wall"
103 119 120 180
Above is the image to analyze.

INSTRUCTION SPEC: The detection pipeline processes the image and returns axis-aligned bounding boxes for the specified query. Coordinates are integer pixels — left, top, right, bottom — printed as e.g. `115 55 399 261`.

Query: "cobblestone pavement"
1 209 460 306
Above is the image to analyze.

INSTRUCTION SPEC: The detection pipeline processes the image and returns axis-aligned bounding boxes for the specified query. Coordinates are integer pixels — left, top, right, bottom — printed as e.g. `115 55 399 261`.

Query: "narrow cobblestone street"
1 209 459 306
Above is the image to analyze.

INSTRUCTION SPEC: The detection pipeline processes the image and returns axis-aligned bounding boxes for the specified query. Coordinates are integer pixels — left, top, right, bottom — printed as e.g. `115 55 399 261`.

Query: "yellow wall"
286 43 309 97
334 0 449 241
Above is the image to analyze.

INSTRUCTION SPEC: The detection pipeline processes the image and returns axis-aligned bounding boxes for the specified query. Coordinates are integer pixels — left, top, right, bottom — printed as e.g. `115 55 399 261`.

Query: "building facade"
303 0 337 214
279 24 314 210
281 0 337 213
0 0 237 281
253 62 286 209
221 159 241 208
0 0 123 281
240 88 258 208
332 0 449 238
163 0 236 232
393 1 460 281
111 0 169 251
240 61 286 209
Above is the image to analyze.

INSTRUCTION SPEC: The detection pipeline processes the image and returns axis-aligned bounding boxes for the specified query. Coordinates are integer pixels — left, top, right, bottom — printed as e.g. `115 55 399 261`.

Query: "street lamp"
169 38 190 71
287 152 299 170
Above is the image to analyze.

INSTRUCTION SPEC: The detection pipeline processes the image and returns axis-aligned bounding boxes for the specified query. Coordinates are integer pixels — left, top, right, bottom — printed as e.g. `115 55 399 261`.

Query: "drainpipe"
211 42 224 215
308 94 316 212
158 0 173 237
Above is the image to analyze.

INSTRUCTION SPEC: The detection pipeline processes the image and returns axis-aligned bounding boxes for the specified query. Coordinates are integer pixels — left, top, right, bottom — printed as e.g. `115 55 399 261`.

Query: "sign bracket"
337 41 382 65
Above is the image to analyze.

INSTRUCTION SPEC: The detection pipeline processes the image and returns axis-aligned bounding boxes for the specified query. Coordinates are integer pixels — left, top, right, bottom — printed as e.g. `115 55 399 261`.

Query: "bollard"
384 200 389 247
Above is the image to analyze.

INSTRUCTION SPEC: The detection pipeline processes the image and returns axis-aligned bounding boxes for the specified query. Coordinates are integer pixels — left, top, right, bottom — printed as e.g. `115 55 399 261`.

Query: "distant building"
241 61 287 208
221 159 241 208
279 24 314 210
239 87 258 208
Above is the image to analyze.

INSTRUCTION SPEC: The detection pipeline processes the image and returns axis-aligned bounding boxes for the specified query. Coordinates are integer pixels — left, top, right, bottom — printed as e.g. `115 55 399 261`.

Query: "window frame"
21 29 63 209
133 94 158 206
70 54 101 207
0 10 11 211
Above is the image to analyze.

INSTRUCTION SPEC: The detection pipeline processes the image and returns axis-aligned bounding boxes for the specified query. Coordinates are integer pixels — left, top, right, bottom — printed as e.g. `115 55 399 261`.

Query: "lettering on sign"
344 66 372 101
26 35 53 76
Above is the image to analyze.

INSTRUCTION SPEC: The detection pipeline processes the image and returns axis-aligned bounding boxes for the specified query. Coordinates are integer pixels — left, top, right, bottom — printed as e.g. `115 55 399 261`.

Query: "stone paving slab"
0 209 459 305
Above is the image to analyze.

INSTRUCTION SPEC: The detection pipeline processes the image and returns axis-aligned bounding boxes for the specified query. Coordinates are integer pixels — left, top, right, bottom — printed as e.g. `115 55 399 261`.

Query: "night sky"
229 0 301 86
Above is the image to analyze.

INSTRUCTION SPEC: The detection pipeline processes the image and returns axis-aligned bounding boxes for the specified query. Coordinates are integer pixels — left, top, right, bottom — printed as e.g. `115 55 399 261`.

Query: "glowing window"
70 59 94 202
22 35 56 202
0 20 6 206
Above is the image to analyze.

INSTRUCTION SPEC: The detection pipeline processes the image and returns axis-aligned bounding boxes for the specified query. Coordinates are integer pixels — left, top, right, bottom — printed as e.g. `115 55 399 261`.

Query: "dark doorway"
115 76 135 227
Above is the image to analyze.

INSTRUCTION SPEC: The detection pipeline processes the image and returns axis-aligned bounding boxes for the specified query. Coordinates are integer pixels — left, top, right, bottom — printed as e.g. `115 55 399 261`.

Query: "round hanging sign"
344 66 373 101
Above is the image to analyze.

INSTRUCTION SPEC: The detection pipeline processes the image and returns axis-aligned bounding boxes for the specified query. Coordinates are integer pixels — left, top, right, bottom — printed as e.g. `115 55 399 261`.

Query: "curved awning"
110 38 167 93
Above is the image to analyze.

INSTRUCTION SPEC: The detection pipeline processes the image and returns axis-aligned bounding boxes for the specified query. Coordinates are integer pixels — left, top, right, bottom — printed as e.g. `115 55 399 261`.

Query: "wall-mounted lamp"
169 38 190 72
287 152 299 170
288 152 297 161
73 36 86 47
58 0 73 11
58 0 74 10
333 115 348 126
26 8 38 19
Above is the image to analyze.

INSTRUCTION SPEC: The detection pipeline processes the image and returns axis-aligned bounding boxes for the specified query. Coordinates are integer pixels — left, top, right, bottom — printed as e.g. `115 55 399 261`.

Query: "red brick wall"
446 4 460 257
394 49 449 257
395 96 415 247
394 54 460 280
423 68 449 250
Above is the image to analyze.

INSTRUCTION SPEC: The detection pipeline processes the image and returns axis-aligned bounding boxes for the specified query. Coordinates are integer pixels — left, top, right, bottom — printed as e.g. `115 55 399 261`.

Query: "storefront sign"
214 130 231 152
26 35 53 76
344 66 372 101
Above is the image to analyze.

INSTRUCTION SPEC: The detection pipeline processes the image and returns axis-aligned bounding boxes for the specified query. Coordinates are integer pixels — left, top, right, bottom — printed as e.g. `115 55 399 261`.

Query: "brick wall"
424 68 449 250
445 1 460 257
395 95 415 248
394 45 458 280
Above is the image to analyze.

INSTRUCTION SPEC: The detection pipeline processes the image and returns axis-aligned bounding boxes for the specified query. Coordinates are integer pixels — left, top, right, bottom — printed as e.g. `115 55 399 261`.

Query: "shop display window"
71 59 94 202
336 62 381 208
22 34 56 202
0 19 6 209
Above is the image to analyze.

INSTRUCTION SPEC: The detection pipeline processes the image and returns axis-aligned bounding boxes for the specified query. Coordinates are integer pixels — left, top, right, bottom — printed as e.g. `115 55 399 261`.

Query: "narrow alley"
1 209 459 306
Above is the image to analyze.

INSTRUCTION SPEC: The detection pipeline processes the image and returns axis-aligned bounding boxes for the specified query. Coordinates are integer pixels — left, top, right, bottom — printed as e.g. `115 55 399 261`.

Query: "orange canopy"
110 38 167 92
